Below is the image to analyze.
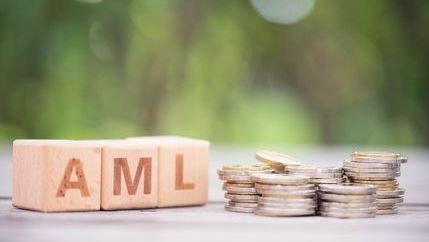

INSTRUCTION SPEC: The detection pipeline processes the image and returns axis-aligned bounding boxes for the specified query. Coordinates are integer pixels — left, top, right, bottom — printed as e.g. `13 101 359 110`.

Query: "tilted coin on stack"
344 151 407 215
287 166 344 185
318 183 377 218
251 173 316 217
218 164 273 213
255 150 301 173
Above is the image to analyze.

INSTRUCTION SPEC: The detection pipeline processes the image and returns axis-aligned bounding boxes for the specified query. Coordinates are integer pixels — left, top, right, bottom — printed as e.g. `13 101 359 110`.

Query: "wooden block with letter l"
12 140 101 212
127 136 210 207
100 141 158 210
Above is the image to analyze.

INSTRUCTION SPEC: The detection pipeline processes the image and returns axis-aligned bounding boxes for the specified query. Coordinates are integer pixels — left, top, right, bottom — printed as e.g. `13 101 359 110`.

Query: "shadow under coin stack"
255 150 301 173
251 174 317 217
218 165 273 213
318 184 377 218
344 151 408 215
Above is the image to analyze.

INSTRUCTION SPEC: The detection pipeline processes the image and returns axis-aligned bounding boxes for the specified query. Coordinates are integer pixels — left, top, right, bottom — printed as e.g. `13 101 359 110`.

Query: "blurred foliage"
0 0 428 146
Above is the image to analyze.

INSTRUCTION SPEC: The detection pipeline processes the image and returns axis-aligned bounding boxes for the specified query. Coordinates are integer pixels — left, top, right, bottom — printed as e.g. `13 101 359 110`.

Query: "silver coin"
344 160 400 169
376 188 405 197
320 210 376 218
251 173 309 185
218 174 252 182
345 171 400 178
376 208 399 215
223 185 257 194
343 167 400 174
319 183 376 195
228 201 258 208
289 171 343 179
255 183 315 191
309 177 344 184
258 201 317 210
257 189 316 197
319 193 375 203
225 203 256 213
289 166 343 173
320 206 376 214
376 197 404 204
224 193 258 202
223 182 255 188
257 196 316 204
320 201 376 209
255 207 315 217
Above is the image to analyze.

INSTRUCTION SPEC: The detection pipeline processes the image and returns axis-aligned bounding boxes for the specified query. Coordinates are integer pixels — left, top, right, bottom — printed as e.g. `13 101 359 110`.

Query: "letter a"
113 157 152 195
56 158 90 197
175 154 195 190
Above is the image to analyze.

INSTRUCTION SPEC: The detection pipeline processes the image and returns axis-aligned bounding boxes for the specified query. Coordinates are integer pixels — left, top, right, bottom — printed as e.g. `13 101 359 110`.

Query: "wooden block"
12 140 101 212
100 141 158 210
127 136 209 207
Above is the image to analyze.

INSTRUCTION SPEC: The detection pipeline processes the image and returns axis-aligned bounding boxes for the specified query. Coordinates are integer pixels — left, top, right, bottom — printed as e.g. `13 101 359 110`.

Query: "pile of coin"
287 166 344 185
318 183 377 218
251 174 317 217
343 151 407 215
255 150 301 173
218 164 273 213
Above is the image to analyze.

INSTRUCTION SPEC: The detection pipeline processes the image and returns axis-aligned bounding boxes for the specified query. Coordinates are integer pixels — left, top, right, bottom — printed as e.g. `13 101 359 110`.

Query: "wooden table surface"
1 145 428 242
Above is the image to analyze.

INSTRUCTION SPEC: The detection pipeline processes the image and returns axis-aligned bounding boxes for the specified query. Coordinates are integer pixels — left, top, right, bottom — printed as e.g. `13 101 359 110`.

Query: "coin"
255 150 301 167
309 177 344 184
345 171 400 179
257 196 316 204
224 193 258 202
376 189 405 197
224 182 254 188
319 183 377 195
218 174 253 182
255 207 315 217
255 183 315 191
251 173 309 185
352 151 402 164
351 179 398 185
376 208 398 215
228 201 258 208
320 206 376 214
289 171 343 179
376 197 404 204
319 193 375 203
225 203 256 213
223 185 257 194
320 201 376 209
343 167 400 173
344 160 400 169
257 189 316 198
320 210 376 218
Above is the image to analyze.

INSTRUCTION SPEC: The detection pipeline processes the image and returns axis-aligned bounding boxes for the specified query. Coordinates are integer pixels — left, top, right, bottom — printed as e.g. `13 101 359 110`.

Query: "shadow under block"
12 140 101 212
101 142 158 210
127 137 209 207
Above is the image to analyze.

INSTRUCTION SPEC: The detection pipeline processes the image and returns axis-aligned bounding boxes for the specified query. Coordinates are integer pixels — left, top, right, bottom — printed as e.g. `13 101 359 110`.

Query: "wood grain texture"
101 141 157 210
12 140 101 212
127 136 209 207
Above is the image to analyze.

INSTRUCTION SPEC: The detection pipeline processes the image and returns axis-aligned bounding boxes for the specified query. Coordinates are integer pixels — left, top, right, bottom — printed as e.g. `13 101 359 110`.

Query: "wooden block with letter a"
12 140 101 212
127 136 210 207
100 141 157 210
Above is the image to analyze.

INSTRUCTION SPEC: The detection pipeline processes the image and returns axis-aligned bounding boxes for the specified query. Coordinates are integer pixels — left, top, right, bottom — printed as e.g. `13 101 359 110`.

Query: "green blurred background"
0 0 428 146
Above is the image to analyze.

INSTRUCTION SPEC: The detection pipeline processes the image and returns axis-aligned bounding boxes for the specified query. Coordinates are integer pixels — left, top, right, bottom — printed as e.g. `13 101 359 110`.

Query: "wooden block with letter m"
12 140 101 212
127 136 209 207
100 141 157 210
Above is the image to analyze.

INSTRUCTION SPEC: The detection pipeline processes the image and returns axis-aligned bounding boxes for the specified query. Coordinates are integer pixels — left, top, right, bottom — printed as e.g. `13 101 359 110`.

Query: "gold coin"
222 164 272 171
255 150 301 166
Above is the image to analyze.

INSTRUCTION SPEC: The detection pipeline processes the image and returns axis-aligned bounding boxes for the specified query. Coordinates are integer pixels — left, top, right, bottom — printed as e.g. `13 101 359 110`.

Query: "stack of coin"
287 166 344 185
318 183 377 218
344 151 408 215
218 164 273 213
251 174 317 217
255 150 301 173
